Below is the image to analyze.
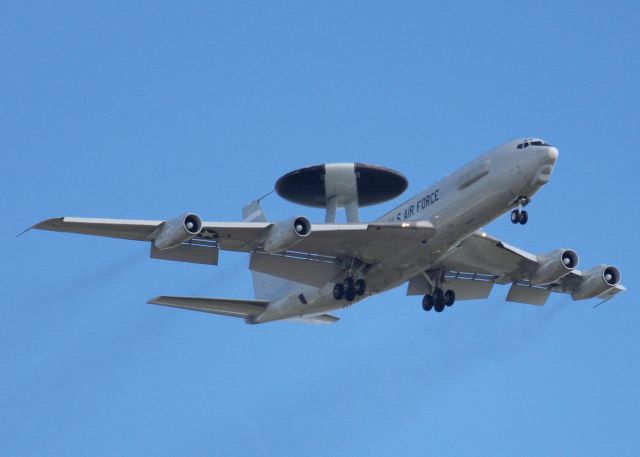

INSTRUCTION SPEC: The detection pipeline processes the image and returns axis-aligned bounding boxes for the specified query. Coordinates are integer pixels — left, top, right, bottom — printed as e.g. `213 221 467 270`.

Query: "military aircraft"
30 138 625 324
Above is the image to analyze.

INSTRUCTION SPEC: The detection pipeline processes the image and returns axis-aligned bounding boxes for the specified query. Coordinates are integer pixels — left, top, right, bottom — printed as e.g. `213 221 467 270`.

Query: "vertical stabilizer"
242 199 268 222
242 197 301 301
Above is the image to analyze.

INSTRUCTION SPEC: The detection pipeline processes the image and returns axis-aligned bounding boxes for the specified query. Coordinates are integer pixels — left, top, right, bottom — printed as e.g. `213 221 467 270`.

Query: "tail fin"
242 199 268 223
242 198 301 301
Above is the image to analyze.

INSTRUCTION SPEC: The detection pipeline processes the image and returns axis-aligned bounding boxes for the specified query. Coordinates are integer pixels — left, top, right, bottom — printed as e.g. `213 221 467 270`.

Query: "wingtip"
18 217 66 237
29 217 66 231
16 227 32 238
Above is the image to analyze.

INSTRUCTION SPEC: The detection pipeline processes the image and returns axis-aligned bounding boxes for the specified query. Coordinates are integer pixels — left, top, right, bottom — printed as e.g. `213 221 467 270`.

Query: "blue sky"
2 1 639 455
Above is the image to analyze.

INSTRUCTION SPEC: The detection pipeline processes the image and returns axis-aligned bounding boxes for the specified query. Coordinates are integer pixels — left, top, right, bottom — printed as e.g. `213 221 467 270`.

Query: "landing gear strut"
422 288 455 312
333 277 366 302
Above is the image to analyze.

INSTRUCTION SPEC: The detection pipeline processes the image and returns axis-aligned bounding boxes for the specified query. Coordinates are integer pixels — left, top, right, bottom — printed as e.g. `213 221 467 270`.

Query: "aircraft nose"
529 146 559 187
539 146 559 166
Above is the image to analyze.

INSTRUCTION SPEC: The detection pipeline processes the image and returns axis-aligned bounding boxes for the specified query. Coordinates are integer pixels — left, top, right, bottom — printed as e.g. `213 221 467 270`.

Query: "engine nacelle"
153 213 202 250
572 265 621 300
530 249 579 286
262 216 311 253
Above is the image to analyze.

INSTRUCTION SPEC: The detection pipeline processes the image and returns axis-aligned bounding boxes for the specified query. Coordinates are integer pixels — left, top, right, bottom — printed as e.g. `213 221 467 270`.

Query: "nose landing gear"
511 209 528 225
422 288 455 313
510 197 530 225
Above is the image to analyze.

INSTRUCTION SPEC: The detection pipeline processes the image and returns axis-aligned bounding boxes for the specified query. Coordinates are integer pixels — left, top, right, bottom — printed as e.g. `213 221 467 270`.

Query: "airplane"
28 138 625 324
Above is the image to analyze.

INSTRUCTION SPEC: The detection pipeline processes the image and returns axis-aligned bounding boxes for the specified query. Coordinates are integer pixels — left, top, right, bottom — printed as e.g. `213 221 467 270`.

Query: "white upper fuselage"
255 139 559 323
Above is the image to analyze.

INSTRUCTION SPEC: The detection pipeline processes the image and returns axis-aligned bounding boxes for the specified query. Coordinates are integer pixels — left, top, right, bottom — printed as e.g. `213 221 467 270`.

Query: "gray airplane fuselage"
254 139 559 323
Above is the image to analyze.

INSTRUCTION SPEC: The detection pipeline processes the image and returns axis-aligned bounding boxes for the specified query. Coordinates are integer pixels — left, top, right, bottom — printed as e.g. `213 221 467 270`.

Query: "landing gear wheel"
433 288 445 312
511 209 529 225
422 294 434 311
519 210 528 225
344 277 356 302
332 283 345 300
344 277 354 290
511 210 520 224
344 288 356 302
444 289 456 307
354 279 366 296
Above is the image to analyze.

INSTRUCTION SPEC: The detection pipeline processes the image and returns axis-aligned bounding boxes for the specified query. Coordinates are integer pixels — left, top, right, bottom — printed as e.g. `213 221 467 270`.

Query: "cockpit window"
517 139 553 149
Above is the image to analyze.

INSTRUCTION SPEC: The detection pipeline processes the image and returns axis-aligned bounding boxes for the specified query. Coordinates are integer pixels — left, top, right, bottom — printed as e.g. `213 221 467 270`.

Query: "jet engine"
530 249 579 286
572 265 621 300
153 213 202 250
263 216 311 253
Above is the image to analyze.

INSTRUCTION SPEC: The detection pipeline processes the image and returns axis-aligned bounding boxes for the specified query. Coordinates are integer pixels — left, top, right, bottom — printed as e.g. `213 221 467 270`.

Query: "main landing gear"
333 277 366 302
510 197 529 225
422 288 455 312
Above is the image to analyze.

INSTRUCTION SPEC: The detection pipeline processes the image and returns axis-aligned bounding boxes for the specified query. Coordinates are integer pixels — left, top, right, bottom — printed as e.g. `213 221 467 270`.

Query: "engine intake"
572 265 621 300
263 216 311 253
530 249 579 286
153 213 202 250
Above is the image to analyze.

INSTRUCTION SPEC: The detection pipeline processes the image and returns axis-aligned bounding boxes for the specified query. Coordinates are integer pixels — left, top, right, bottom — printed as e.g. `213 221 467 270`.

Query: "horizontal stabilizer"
148 296 268 319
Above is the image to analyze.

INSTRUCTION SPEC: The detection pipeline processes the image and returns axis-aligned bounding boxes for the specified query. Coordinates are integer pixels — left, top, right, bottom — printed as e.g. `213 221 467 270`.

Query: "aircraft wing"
200 220 434 263
273 221 434 263
31 217 164 240
407 231 625 305
438 232 539 280
31 217 434 264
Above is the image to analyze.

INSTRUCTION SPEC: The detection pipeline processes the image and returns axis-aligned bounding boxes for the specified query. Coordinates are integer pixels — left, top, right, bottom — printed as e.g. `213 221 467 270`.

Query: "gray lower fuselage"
255 139 559 323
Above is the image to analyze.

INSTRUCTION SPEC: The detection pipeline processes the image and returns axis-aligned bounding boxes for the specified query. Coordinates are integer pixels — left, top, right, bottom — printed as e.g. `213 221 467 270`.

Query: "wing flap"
441 232 537 279
506 284 552 305
249 251 342 288
445 276 494 300
150 240 219 265
406 272 494 300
